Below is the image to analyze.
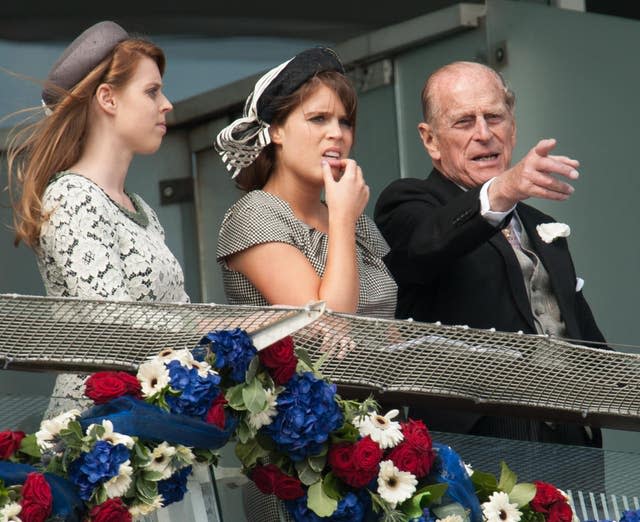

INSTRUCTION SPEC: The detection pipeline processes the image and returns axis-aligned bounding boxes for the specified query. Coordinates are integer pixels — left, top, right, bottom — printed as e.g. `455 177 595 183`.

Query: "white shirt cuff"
480 178 515 227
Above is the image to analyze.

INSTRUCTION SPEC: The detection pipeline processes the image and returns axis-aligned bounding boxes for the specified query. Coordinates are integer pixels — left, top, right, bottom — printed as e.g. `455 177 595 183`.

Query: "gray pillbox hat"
42 21 128 107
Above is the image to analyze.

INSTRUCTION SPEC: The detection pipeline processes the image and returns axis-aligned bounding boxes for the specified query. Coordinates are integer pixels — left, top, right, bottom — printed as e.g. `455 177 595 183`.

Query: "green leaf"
237 420 253 444
225 383 247 410
402 484 448 517
94 485 108 505
234 439 268 468
308 453 326 472
321 472 342 500
295 348 319 374
136 477 158 502
307 480 337 517
294 459 322 485
18 434 42 459
471 470 498 501
246 356 260 382
498 461 517 494
510 483 537 508
143 470 166 482
242 378 267 413
432 502 470 522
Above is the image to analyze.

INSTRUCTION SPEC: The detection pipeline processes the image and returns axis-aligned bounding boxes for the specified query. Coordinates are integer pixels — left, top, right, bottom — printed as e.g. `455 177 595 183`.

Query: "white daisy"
129 495 164 517
137 359 170 397
174 445 195 466
36 409 81 450
1 502 22 521
482 492 522 522
88 420 135 449
438 516 464 522
247 388 278 430
354 409 404 449
104 460 133 498
190 359 216 378
157 348 194 367
146 442 176 479
376 460 417 509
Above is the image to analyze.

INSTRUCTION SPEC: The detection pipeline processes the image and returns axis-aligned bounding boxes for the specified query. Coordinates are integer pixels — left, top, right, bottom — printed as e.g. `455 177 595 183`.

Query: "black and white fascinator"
215 47 345 178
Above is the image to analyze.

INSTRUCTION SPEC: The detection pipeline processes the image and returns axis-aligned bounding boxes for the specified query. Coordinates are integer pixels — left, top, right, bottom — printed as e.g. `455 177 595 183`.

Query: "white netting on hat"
215 58 292 178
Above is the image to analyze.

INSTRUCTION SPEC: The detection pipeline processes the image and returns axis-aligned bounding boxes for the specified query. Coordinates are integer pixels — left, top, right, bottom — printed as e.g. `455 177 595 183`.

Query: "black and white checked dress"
217 190 397 319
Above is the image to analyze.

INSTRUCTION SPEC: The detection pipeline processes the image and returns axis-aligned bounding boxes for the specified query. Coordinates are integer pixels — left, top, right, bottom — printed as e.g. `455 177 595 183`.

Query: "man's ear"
95 83 117 115
417 122 441 161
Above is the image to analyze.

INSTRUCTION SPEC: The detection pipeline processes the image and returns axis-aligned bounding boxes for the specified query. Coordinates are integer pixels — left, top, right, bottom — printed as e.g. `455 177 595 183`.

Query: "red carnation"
259 337 298 385
89 498 132 522
547 500 573 522
329 437 381 488
251 464 304 500
205 393 227 429
20 472 52 522
0 430 26 459
531 481 566 514
85 371 141 404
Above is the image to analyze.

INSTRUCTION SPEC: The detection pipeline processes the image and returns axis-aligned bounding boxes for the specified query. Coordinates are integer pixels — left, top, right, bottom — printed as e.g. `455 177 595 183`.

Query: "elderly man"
374 61 605 445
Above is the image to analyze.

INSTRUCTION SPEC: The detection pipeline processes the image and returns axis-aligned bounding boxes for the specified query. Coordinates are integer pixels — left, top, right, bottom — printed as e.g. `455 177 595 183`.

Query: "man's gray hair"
420 61 515 124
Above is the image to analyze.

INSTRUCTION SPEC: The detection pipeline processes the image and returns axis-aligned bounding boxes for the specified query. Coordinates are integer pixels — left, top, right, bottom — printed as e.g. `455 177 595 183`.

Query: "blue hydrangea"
621 510 640 522
285 492 368 522
166 360 221 418
202 328 257 383
264 372 343 461
158 465 192 506
285 495 324 522
328 492 368 522
68 441 130 501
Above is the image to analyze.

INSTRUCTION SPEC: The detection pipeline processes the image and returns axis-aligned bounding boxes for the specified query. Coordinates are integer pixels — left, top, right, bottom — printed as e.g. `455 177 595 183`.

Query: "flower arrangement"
0 328 607 522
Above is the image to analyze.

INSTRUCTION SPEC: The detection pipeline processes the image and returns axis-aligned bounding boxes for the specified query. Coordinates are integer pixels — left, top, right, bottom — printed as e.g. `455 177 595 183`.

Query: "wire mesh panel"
0 293 639 430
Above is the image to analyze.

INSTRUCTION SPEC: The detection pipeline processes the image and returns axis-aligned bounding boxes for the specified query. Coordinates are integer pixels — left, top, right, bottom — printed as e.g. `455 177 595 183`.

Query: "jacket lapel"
488 226 537 332
431 171 537 331
517 205 580 337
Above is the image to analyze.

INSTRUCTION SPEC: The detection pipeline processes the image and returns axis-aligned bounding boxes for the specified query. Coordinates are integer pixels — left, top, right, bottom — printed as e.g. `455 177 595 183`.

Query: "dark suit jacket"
374 169 606 444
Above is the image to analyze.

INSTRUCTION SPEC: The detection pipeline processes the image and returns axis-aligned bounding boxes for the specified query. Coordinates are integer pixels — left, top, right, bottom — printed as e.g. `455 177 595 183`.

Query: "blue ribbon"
0 461 85 522
79 396 237 449
432 443 482 522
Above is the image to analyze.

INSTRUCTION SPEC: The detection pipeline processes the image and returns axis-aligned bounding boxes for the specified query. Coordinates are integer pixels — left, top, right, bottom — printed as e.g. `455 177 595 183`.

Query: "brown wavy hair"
235 70 358 192
6 38 166 248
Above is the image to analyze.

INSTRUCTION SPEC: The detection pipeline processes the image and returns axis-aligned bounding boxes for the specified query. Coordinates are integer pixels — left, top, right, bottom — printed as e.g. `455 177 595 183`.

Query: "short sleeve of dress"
217 191 302 264
38 179 130 300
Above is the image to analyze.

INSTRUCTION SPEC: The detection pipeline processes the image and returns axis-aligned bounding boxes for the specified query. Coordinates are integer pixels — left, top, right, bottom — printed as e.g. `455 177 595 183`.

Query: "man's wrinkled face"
418 66 516 189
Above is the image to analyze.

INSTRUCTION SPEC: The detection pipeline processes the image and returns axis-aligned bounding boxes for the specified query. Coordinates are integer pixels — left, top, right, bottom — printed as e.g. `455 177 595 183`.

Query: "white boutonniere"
536 222 570 244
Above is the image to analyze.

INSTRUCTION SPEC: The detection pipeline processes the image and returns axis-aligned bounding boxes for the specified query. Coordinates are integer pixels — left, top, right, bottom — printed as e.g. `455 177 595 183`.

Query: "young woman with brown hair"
215 48 396 319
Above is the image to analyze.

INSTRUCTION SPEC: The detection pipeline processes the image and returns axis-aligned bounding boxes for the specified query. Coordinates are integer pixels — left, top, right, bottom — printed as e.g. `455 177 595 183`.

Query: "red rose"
252 464 281 494
0 430 25 459
547 501 573 522
270 359 297 385
531 482 566 514
20 472 52 522
85 371 141 404
206 393 228 429
259 337 298 384
329 438 380 488
328 443 354 474
89 498 132 522
402 419 433 449
352 436 383 471
274 474 304 500
251 464 304 500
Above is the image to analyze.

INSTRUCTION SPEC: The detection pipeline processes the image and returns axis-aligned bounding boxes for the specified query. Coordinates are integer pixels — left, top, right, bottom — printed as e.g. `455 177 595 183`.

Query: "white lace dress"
37 172 190 417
